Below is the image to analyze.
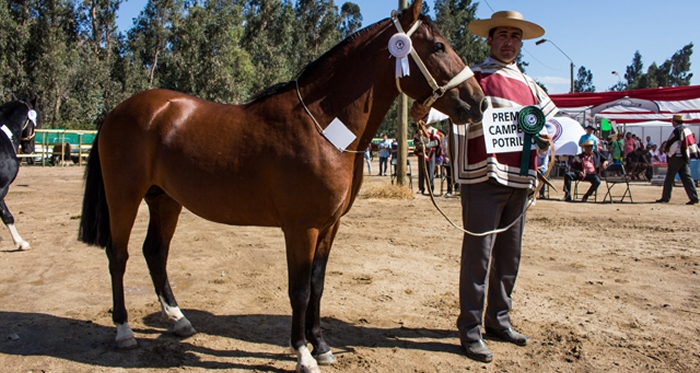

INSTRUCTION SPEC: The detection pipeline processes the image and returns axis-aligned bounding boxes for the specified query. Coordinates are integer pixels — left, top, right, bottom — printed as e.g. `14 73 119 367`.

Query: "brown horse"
78 1 484 371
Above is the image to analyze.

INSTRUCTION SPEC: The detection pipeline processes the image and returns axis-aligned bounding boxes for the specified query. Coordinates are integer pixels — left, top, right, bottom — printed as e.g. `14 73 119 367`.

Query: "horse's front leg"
284 227 321 373
305 221 340 365
0 197 30 251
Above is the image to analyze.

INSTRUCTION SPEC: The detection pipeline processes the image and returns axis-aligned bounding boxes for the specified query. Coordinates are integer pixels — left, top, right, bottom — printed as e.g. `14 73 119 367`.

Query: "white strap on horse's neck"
391 16 474 108
1 125 13 141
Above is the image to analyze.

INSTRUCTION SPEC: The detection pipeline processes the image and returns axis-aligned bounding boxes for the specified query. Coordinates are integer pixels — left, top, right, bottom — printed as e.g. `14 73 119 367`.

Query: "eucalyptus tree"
574 65 595 92
63 0 125 126
620 43 693 90
0 0 28 95
127 0 190 88
292 0 342 74
22 0 80 125
433 0 488 66
164 0 255 103
240 0 297 94
624 51 644 90
339 1 361 38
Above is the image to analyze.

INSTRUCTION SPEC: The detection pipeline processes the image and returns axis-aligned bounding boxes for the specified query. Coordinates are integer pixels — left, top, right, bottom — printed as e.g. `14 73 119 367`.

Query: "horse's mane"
247 15 403 104
0 100 22 117
246 12 439 105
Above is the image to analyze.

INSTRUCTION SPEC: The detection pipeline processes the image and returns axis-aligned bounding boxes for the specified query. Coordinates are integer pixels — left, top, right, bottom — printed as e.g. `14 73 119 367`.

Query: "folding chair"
574 179 597 202
602 163 633 203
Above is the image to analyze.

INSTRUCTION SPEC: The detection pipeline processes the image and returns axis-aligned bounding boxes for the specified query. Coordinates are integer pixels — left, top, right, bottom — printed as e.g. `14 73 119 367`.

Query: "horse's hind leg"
143 188 195 337
0 189 30 250
104 191 144 349
305 221 340 365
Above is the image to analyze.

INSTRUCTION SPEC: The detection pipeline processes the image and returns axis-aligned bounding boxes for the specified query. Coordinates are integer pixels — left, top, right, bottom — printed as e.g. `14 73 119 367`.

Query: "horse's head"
3 94 39 153
392 0 486 124
19 97 39 154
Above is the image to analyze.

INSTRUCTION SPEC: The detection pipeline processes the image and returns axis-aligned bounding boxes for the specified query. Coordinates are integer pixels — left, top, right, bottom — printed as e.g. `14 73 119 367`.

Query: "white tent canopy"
550 85 700 129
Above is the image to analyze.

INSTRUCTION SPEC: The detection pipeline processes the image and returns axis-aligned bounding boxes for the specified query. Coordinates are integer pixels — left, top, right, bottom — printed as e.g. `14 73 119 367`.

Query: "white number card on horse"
482 106 537 154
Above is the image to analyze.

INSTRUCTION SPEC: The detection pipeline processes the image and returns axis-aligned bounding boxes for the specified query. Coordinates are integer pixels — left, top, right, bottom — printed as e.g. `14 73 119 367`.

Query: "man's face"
487 27 522 64
583 145 593 154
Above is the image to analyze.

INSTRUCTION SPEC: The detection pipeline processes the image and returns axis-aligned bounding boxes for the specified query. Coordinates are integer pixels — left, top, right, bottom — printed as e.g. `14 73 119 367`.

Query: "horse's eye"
434 43 446 53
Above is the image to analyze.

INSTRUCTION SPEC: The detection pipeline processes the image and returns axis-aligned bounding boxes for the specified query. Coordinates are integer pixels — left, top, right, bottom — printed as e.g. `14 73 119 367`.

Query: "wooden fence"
17 129 98 166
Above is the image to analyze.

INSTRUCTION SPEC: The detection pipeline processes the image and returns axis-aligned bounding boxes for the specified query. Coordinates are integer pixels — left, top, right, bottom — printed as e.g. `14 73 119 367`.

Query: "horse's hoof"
18 242 30 251
172 318 196 337
116 336 138 349
313 350 336 365
296 362 321 373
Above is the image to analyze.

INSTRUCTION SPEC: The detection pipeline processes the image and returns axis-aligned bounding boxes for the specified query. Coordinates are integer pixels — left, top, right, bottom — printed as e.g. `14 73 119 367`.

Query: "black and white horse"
0 95 39 250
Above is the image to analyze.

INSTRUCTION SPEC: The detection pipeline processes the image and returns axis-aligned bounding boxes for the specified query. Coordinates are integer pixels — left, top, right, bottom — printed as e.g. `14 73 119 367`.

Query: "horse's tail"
78 132 111 248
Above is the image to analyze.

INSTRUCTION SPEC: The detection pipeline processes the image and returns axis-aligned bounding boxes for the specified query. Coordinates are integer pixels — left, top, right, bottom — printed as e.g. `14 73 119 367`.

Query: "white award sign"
482 107 536 154
322 118 357 152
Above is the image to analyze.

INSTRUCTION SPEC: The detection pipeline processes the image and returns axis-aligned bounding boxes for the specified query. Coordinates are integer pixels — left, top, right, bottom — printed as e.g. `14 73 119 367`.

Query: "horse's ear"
406 0 423 23
11 92 18 101
31 96 38 108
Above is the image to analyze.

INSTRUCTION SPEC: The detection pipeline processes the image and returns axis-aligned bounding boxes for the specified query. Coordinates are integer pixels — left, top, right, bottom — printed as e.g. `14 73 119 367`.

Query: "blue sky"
116 0 699 94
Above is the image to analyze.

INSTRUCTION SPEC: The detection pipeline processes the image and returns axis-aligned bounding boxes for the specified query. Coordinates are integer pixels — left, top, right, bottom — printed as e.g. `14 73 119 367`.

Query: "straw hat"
582 139 595 147
467 10 545 40
672 114 689 123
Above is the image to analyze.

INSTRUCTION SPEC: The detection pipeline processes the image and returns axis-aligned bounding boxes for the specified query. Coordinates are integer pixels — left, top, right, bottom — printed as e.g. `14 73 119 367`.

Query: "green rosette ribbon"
517 106 546 176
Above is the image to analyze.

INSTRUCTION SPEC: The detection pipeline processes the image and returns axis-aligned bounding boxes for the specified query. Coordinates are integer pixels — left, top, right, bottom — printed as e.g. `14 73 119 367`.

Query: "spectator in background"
390 138 399 175
413 125 442 194
441 133 455 197
364 142 372 175
537 151 549 198
656 141 668 163
578 124 599 151
646 135 655 148
377 134 391 176
623 132 636 156
609 133 625 164
657 114 699 204
626 147 651 180
563 139 607 202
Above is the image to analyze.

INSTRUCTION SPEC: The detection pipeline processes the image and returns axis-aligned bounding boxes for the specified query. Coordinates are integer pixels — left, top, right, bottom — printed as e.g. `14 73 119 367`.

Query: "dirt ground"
0 160 699 373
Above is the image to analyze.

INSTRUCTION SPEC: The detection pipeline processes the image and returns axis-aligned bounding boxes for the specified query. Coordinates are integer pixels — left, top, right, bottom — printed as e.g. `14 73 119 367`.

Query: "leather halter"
19 101 36 142
391 16 475 108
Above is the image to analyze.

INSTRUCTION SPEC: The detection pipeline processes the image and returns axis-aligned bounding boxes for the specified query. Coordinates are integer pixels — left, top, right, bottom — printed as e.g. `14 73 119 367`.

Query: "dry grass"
358 182 414 199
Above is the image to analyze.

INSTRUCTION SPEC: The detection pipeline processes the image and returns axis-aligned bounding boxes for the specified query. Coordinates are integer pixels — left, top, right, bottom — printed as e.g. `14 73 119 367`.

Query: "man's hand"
537 133 552 151
410 101 430 122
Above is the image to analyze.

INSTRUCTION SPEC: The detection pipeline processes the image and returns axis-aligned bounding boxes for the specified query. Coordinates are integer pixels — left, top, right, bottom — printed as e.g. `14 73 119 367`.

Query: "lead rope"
416 120 534 237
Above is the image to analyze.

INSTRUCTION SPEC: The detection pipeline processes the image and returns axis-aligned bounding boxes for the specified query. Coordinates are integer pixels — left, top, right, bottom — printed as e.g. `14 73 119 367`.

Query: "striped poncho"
666 124 700 162
449 57 558 189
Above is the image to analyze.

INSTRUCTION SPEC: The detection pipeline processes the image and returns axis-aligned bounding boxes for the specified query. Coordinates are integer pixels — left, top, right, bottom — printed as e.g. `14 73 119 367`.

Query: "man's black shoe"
484 327 529 346
462 340 492 363
687 199 699 205
656 199 669 203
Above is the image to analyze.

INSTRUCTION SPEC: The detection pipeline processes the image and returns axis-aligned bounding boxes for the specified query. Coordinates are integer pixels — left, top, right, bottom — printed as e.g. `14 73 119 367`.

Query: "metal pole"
396 0 409 186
